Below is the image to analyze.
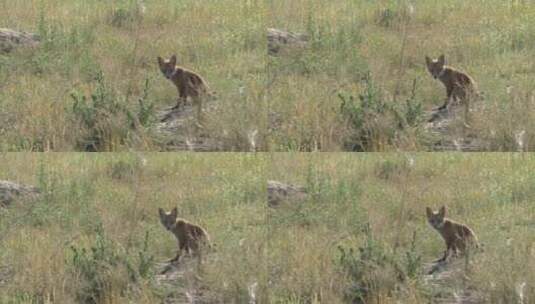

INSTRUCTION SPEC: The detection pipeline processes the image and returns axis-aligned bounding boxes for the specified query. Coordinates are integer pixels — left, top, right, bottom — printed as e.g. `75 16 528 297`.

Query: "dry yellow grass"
0 153 267 303
0 0 267 151
1 153 533 302
2 1 535 151
269 153 534 303
268 0 535 151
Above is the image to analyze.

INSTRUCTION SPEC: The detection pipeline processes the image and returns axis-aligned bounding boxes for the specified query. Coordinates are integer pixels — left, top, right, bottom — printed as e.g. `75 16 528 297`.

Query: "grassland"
269 153 534 303
0 0 266 151
267 0 535 151
0 153 267 303
3 1 535 152
1 153 533 303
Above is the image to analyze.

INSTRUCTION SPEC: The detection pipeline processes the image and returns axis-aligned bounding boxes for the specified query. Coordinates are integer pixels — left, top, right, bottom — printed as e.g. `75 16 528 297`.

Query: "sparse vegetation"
338 74 424 151
0 0 266 151
1 1 534 304
0 153 533 303
2 1 535 151
268 0 535 151
0 153 267 303
269 153 534 303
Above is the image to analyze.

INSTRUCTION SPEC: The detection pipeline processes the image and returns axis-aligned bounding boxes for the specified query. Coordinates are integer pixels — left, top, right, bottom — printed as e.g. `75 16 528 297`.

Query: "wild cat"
426 206 479 263
157 55 215 122
158 207 212 263
425 55 480 123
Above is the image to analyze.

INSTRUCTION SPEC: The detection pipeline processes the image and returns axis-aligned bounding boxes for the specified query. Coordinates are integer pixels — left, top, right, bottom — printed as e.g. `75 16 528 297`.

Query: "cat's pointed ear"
425 56 432 66
170 54 177 65
157 56 164 66
426 207 433 218
439 205 446 217
171 207 178 218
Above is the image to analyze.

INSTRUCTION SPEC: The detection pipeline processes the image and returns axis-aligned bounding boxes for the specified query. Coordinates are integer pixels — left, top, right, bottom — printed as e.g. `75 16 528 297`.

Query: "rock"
154 260 210 304
154 103 223 152
423 259 484 304
424 106 487 152
267 28 308 55
267 180 307 207
0 180 40 206
0 265 13 288
0 28 40 53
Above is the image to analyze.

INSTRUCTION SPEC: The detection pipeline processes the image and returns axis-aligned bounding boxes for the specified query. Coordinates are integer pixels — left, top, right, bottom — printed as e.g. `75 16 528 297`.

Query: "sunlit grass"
268 153 534 302
0 0 267 151
268 0 535 151
0 153 267 303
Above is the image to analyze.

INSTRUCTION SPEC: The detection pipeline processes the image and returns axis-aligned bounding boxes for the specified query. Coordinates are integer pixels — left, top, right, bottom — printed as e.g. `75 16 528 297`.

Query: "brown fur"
157 55 213 121
158 207 211 263
426 206 479 262
425 55 479 121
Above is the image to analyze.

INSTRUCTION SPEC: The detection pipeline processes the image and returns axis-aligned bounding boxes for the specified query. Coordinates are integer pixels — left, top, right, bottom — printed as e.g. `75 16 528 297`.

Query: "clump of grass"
339 74 424 151
376 7 399 28
337 226 405 304
69 225 125 304
107 158 144 182
68 225 155 304
70 72 156 151
108 0 144 29
374 158 412 181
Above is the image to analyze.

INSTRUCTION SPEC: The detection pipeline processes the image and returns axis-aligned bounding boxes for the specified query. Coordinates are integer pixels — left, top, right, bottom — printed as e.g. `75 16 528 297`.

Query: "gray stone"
267 28 308 55
0 180 40 206
154 103 223 152
0 28 40 53
267 180 307 207
425 106 487 152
